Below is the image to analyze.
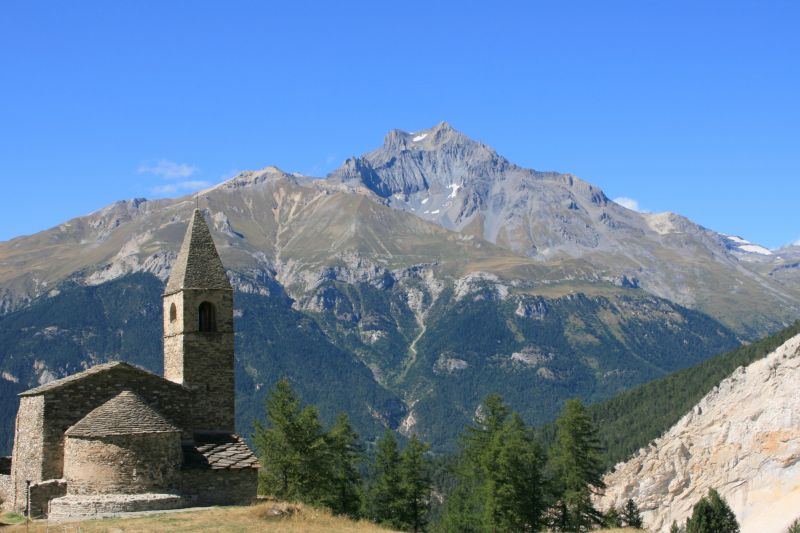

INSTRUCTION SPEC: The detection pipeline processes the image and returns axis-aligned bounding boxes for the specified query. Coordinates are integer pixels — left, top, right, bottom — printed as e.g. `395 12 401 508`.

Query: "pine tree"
368 430 404 527
254 378 331 503
621 498 643 529
440 394 511 532
483 413 546 532
603 507 621 528
788 518 800 533
670 520 682 533
685 488 739 533
549 398 606 532
324 412 364 518
397 434 431 532
440 394 546 533
437 480 483 533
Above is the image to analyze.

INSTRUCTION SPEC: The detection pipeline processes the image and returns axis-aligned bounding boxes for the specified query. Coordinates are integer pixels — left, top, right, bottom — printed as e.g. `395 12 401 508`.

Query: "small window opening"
199 301 217 332
169 303 177 323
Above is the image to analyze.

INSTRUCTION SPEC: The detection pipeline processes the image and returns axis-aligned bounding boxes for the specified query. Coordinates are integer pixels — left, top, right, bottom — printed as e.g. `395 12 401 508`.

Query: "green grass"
1 511 26 525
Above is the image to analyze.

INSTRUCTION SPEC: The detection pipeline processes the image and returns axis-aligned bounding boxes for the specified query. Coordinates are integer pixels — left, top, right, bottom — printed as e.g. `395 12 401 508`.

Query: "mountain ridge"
0 123 797 453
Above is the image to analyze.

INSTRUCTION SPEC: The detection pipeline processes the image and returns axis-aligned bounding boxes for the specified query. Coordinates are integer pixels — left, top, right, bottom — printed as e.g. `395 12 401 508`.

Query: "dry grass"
4 502 400 532
2 506 653 532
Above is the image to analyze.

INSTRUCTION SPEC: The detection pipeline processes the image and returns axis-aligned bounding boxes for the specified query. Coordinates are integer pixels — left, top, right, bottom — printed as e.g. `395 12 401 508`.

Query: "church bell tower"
163 208 235 433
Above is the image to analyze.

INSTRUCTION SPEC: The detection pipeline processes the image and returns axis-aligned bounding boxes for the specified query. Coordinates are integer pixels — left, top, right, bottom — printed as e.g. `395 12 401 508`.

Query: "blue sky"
1 1 798 247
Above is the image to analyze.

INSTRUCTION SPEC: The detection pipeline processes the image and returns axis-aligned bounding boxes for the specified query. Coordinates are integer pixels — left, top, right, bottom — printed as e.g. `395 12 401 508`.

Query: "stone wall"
9 395 44 512
48 493 186 520
0 474 10 508
29 478 67 519
0 456 10 503
36 365 193 481
180 467 257 506
65 433 182 495
163 288 235 433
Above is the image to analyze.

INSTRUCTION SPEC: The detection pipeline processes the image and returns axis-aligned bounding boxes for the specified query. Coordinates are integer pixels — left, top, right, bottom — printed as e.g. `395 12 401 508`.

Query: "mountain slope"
0 274 405 455
0 123 796 454
327 122 800 335
568 320 800 469
599 331 800 533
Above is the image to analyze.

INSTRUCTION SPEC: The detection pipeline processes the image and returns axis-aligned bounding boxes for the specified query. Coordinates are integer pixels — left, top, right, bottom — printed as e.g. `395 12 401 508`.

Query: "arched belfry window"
198 302 217 332
169 303 177 323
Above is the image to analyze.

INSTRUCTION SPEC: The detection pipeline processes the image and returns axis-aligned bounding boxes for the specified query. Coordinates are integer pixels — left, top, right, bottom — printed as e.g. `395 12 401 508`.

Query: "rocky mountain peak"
328 122 509 198
219 166 309 190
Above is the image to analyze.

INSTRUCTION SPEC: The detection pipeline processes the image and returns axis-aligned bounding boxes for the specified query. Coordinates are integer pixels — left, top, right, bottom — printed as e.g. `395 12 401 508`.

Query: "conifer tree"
670 520 682 533
254 378 331 503
603 507 622 528
440 394 511 532
368 430 404 527
685 488 739 533
621 498 644 528
397 434 431 532
549 398 606 532
324 412 364 518
483 413 546 532
440 394 546 533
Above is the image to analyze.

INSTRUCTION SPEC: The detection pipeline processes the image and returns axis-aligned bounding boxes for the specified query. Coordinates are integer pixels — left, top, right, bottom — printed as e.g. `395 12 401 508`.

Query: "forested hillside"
574 320 800 468
0 271 741 455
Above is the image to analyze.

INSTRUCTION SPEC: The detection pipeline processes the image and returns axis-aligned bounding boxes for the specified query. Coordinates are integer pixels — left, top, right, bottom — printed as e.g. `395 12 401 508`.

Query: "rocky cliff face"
327 122 800 335
1 124 798 335
599 333 800 533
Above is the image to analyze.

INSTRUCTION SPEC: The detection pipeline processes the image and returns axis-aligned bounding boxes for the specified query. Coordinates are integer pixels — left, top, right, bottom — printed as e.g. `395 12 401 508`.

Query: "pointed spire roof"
65 390 180 437
165 209 232 294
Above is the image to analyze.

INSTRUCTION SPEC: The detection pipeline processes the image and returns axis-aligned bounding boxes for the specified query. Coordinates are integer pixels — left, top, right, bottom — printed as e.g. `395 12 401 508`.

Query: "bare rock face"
598 333 800 533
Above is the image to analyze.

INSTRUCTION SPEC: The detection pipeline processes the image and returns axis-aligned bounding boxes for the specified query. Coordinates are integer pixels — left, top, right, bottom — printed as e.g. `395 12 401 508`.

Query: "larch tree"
324 412 364 518
368 430 404 528
397 434 432 532
548 398 606 532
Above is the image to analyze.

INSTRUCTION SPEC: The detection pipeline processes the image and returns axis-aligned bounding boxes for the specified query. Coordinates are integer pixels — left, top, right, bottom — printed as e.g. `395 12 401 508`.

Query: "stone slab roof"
65 390 180 437
19 361 188 397
182 433 260 470
165 209 232 294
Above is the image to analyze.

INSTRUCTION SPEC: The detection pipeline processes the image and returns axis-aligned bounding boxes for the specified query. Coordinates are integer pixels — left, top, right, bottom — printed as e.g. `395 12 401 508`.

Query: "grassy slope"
2 507 648 532
4 504 399 533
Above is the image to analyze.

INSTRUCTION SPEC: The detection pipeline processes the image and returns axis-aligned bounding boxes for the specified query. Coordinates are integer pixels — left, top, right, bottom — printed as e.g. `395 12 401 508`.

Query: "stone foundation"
48 493 187 520
180 467 258 506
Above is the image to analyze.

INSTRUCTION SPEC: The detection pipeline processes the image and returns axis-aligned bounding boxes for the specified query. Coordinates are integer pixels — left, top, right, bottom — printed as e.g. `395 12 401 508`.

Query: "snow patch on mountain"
723 235 774 256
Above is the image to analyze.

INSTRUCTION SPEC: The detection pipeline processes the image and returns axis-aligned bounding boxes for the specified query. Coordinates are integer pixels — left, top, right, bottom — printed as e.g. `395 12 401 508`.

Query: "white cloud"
613 196 646 213
151 180 209 195
793 238 800 247
137 160 198 179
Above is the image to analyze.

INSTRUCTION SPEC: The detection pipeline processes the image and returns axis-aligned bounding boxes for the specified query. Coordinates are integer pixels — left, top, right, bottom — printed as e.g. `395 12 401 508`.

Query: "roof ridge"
19 361 189 396
66 389 180 437
164 209 232 294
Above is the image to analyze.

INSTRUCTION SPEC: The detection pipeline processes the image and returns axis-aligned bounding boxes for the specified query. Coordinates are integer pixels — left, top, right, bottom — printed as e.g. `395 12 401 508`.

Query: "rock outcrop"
599 333 800 533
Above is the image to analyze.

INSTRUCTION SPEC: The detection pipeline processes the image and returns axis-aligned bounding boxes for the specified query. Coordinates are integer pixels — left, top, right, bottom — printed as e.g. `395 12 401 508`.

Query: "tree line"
253 378 431 530
253 378 741 532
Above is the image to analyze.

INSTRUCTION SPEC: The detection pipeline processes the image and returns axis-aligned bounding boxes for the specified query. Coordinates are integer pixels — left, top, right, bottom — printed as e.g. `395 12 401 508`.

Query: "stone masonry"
163 206 235 433
2 209 259 518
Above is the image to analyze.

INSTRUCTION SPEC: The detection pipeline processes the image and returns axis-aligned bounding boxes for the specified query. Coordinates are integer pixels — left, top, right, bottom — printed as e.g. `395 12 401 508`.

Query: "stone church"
0 209 259 519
